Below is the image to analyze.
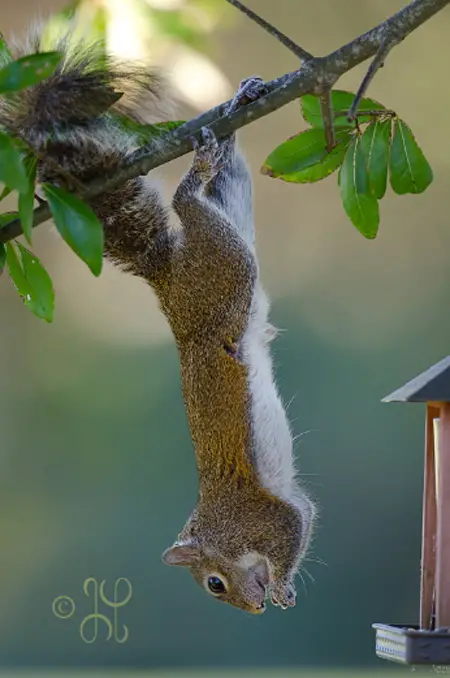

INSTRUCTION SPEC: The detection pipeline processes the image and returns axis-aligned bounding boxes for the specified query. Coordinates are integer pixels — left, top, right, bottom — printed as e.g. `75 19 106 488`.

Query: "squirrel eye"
207 575 226 595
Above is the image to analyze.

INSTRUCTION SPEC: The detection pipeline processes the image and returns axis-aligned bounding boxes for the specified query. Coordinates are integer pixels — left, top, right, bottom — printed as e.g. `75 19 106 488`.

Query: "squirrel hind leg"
197 78 268 248
204 144 255 249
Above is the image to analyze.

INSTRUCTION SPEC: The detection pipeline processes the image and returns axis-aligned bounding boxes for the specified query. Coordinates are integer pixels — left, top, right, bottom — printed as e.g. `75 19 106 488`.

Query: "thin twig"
319 89 336 151
0 0 449 244
347 32 400 121
224 0 313 61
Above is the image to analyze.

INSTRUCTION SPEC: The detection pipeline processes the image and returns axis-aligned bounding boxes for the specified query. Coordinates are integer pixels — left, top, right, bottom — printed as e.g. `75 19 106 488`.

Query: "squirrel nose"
254 601 266 613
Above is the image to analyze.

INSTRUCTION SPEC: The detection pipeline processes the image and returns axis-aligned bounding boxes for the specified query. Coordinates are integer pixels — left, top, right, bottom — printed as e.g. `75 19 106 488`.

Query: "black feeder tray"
373 357 450 667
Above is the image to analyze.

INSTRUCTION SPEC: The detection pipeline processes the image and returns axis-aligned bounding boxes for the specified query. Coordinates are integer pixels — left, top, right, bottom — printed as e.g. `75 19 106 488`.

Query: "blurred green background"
1 0 450 671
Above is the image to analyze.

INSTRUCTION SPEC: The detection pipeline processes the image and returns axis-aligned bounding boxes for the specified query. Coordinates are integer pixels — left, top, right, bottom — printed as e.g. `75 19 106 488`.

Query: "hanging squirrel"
0 29 316 614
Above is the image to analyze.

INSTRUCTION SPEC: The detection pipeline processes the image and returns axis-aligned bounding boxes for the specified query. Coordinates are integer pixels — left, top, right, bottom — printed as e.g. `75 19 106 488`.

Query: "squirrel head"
162 541 269 614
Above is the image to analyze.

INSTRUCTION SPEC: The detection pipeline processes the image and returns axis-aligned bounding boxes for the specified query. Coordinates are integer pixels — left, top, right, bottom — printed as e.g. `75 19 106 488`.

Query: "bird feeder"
373 356 450 666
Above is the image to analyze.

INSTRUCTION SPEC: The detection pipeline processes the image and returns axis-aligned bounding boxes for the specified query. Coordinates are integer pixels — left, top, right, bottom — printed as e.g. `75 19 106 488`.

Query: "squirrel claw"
229 76 268 112
199 126 218 150
269 580 296 610
192 127 225 182
191 127 217 153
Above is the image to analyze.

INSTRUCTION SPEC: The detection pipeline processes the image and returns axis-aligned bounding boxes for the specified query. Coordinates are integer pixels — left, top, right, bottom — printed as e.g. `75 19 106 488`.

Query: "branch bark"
0 0 448 244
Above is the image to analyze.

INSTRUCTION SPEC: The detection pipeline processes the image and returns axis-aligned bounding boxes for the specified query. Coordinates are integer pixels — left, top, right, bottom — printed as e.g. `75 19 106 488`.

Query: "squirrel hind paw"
194 126 218 151
229 76 268 112
192 127 225 182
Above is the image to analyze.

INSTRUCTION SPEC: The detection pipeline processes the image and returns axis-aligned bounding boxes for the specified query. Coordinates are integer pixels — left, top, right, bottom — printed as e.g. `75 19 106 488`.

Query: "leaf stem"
347 32 400 122
319 89 336 151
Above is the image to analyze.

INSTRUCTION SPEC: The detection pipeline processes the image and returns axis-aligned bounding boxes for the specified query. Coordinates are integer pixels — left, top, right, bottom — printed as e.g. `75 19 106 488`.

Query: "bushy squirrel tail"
0 28 171 151
0 26 174 280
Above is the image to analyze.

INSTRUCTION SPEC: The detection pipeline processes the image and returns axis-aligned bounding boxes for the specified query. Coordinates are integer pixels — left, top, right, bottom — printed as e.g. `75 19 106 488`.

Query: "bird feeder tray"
373 623 450 665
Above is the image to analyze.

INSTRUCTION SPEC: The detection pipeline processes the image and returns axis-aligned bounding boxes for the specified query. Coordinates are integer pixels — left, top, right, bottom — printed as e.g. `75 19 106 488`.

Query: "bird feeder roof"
382 356 450 403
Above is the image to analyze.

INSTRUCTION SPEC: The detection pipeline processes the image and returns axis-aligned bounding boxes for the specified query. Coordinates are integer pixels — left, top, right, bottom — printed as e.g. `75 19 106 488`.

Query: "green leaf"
262 128 344 177
339 135 379 239
389 118 433 195
149 8 208 51
0 211 19 228
0 132 28 192
301 90 386 129
112 114 186 143
0 52 62 93
290 136 353 183
0 242 5 271
6 242 28 295
262 130 353 183
6 242 54 321
262 128 328 176
43 184 104 276
360 119 391 199
17 244 54 321
139 120 186 136
0 32 12 67
18 157 37 243
0 184 13 202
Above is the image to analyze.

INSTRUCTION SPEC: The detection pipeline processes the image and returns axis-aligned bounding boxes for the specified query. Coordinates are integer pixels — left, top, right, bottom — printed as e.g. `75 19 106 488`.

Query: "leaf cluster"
262 90 433 239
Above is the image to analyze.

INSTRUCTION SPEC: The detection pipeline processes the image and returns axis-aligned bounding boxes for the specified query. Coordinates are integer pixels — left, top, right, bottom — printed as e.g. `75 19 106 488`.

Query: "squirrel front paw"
191 127 224 183
268 579 297 610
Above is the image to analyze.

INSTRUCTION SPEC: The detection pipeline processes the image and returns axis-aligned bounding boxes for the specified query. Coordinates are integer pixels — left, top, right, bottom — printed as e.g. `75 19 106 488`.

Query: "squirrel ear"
162 541 199 567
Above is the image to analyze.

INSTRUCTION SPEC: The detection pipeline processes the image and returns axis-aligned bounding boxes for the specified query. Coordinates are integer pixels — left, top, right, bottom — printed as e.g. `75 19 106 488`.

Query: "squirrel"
0 29 316 614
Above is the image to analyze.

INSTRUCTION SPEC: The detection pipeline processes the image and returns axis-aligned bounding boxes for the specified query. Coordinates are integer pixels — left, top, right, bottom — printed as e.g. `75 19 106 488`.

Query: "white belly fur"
241 282 296 501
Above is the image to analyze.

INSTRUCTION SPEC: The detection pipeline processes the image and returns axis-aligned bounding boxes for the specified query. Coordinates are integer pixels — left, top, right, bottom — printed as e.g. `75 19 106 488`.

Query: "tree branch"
0 0 448 245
